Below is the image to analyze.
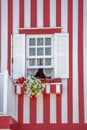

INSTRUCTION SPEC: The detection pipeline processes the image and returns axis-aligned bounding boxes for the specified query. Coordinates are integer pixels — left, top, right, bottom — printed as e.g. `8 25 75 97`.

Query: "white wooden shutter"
54 33 69 78
12 34 25 79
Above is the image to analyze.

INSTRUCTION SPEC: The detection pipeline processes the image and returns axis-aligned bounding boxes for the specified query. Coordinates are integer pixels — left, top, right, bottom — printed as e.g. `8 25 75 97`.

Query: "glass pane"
29 59 35 66
37 48 43 56
37 59 43 66
45 47 51 55
29 48 35 56
29 38 35 46
37 38 43 46
45 58 51 65
45 38 51 45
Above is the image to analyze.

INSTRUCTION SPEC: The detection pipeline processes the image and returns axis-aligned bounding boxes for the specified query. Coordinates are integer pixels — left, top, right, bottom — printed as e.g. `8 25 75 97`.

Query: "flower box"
44 83 62 94
15 85 26 95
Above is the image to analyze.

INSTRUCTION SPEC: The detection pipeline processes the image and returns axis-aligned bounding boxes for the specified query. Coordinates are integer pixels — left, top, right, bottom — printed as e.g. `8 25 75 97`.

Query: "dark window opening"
35 69 46 78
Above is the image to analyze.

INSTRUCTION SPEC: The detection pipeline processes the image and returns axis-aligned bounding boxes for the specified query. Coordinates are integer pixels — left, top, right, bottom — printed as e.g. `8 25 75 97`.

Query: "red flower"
16 77 26 85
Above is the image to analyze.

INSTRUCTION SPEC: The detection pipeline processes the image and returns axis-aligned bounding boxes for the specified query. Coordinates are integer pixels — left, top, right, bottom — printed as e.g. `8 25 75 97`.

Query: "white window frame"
26 35 54 70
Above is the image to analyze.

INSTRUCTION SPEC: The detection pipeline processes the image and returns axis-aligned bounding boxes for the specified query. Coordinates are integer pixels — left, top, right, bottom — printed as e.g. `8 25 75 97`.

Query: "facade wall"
0 0 87 128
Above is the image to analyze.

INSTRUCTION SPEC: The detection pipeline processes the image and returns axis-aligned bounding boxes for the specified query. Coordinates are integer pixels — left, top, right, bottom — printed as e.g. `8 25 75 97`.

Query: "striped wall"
0 0 87 128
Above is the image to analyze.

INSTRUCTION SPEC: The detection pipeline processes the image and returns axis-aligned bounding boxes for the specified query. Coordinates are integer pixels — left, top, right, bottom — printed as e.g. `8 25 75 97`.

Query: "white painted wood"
23 95 30 123
1 0 8 72
72 0 79 123
14 94 18 121
45 84 50 93
54 33 69 78
3 71 8 115
83 0 87 123
0 73 4 114
12 34 25 79
61 79 68 123
56 84 61 93
13 0 19 34
24 0 30 28
50 94 56 123
50 0 56 27
37 0 43 27
16 85 21 94
61 0 68 32
36 94 43 123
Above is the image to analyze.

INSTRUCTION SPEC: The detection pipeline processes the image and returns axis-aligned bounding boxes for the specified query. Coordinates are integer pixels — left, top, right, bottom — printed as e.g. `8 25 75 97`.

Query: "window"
26 35 54 78
12 33 69 79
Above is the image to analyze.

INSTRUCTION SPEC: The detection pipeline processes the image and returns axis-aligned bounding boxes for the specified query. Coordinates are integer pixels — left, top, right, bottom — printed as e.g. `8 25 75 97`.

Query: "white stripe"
50 0 56 27
61 80 68 123
23 95 30 123
37 0 43 27
13 0 19 34
50 94 56 123
24 0 31 28
72 0 79 123
36 94 43 123
1 0 8 72
14 95 18 121
61 0 68 32
83 0 87 123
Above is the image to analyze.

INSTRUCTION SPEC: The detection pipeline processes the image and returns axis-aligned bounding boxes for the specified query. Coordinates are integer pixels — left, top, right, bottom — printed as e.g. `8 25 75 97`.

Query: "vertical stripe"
30 97 36 124
56 0 61 27
78 0 84 123
8 0 12 74
14 95 18 121
61 80 68 123
43 95 50 124
18 95 23 123
61 0 68 124
56 94 61 124
0 0 1 72
23 95 30 123
43 0 50 27
50 0 56 27
36 94 43 123
83 0 87 123
19 0 24 28
61 0 68 32
1 0 8 72
72 0 79 123
31 0 37 27
13 0 19 34
37 0 43 27
68 0 73 123
24 0 30 28
50 94 56 123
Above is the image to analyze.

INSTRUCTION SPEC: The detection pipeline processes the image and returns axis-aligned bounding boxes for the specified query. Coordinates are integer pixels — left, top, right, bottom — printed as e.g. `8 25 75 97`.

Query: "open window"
11 33 69 79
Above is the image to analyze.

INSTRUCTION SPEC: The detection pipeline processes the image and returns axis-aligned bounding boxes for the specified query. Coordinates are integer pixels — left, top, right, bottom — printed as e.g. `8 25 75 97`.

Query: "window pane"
37 48 43 56
29 48 35 56
45 48 51 55
29 38 35 46
45 58 51 65
37 38 43 46
45 38 51 45
37 59 43 66
29 59 35 66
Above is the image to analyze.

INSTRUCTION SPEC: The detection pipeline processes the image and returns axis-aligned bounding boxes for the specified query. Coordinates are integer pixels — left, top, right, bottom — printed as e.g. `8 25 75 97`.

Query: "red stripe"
19 28 61 34
8 0 13 74
56 95 61 124
31 0 37 27
43 94 50 124
56 0 61 27
19 0 24 28
18 95 23 123
43 0 50 27
30 97 36 124
0 0 1 72
78 0 84 123
68 0 73 123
